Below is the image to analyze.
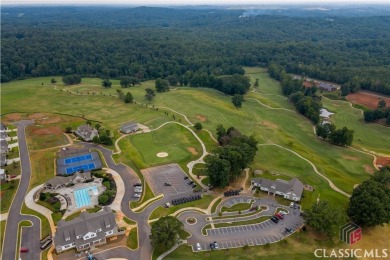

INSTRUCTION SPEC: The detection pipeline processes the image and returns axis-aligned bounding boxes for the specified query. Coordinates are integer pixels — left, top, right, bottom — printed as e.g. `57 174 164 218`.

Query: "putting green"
118 123 202 169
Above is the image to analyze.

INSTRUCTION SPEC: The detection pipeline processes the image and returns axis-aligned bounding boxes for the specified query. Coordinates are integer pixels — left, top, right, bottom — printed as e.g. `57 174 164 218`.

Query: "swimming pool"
65 163 95 175
64 154 93 164
74 186 98 208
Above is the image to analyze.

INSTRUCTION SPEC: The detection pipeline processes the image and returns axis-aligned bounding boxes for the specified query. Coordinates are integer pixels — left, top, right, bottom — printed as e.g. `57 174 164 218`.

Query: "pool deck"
43 178 105 217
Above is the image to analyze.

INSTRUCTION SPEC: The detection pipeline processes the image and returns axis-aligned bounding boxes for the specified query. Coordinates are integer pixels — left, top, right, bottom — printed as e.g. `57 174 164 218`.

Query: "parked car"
289 202 294 208
196 243 201 251
164 182 172 186
280 210 288 215
163 202 171 208
285 227 293 233
134 187 143 192
133 193 141 198
134 183 142 187
40 239 52 250
210 243 215 250
20 248 29 253
270 216 279 223
213 241 219 250
275 213 284 219
10 175 17 179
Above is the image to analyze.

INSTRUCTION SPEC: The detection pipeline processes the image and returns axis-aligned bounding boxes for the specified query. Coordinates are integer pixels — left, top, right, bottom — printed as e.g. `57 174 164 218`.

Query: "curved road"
2 120 41 260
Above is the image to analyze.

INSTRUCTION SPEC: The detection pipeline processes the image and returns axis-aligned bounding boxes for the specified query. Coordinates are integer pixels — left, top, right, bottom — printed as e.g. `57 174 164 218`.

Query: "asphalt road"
2 120 41 260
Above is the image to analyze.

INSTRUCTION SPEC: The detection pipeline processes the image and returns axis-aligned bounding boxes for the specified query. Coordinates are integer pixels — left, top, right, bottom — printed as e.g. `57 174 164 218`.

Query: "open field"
0 180 20 213
117 123 202 169
346 91 390 110
28 149 57 191
322 97 390 155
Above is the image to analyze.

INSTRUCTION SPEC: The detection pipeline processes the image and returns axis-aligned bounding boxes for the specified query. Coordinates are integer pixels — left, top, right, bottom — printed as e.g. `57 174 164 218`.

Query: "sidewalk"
24 184 56 234
103 168 125 212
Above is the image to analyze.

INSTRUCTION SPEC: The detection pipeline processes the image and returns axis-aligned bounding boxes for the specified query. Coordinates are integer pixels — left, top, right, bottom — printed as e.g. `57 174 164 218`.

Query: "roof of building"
0 123 6 131
0 139 8 150
0 168 5 176
319 82 337 91
54 207 116 247
252 177 304 198
0 132 8 140
45 172 92 188
75 125 99 141
0 154 6 165
120 122 138 133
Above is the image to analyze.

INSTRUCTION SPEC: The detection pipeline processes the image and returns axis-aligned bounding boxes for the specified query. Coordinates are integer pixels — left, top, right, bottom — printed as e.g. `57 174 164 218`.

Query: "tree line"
2 7 390 96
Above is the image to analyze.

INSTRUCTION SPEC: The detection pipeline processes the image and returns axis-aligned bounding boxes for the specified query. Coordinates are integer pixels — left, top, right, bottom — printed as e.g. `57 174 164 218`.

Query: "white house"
54 207 121 253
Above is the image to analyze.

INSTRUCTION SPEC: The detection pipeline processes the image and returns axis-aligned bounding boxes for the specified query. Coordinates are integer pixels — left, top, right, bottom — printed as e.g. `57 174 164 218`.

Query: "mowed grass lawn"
322 97 390 155
0 71 382 201
117 123 202 169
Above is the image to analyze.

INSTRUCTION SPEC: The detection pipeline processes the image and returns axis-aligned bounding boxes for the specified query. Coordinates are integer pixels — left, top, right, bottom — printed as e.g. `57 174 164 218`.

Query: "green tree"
102 79 112 88
116 89 124 100
98 194 109 205
340 83 351 96
65 126 72 133
62 74 81 85
305 200 347 237
150 216 184 252
387 114 390 125
216 124 226 142
378 99 386 109
329 127 354 146
205 155 231 188
316 123 336 140
347 180 390 227
254 78 259 87
166 75 179 86
95 123 101 130
120 76 132 88
232 94 244 109
124 92 134 103
371 167 390 187
155 78 170 92
51 78 57 84
363 110 375 122
145 88 156 101
194 122 203 131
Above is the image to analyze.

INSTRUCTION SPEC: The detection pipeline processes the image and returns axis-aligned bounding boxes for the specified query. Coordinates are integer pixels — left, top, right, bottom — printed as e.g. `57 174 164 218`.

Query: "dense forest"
1 6 390 95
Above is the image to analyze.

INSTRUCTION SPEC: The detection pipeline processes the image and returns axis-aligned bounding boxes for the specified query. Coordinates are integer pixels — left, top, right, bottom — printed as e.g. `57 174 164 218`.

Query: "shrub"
98 195 109 205
103 181 111 189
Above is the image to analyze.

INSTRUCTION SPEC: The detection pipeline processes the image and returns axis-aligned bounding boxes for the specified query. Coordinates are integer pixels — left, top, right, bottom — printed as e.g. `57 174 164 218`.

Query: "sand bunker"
196 115 207 122
187 147 198 155
156 152 168 158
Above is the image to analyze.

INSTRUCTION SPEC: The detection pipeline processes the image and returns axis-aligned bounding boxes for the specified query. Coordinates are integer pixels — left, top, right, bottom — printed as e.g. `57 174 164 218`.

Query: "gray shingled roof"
319 82 336 91
0 139 8 152
0 123 6 131
45 172 92 189
120 122 138 133
0 154 6 166
0 132 8 140
75 124 99 141
54 207 116 248
252 177 303 198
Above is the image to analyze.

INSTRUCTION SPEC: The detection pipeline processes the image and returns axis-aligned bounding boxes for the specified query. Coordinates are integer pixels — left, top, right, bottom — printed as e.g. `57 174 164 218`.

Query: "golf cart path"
258 143 351 198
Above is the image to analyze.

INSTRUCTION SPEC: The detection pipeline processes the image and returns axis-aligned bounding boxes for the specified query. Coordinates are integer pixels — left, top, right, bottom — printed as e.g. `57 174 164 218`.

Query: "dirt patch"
259 121 278 129
342 155 359 161
363 165 375 174
187 147 198 155
31 125 63 135
3 113 23 123
376 157 390 167
196 115 207 122
27 113 48 120
346 91 390 110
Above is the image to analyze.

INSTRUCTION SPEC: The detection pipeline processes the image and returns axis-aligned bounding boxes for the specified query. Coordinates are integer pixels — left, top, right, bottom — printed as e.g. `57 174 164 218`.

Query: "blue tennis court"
66 163 95 175
74 186 98 208
64 154 93 164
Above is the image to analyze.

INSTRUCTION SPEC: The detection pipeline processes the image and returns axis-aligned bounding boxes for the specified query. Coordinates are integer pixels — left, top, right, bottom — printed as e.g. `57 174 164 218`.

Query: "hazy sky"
2 0 390 5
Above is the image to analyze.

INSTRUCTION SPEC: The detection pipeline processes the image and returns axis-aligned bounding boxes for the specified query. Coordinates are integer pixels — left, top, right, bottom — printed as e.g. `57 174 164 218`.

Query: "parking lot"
141 164 193 197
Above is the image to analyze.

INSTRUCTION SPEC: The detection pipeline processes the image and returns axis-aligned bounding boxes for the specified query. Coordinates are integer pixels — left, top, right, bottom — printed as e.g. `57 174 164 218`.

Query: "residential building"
44 172 92 190
0 154 6 167
74 125 99 142
318 82 338 92
0 123 6 132
0 169 6 183
0 139 9 154
54 207 120 253
251 177 304 202
120 121 138 134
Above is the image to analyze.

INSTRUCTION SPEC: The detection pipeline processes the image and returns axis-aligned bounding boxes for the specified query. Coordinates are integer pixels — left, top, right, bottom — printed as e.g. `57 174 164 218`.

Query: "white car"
289 202 294 208
280 210 288 215
133 193 141 198
134 187 143 192
196 243 201 251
